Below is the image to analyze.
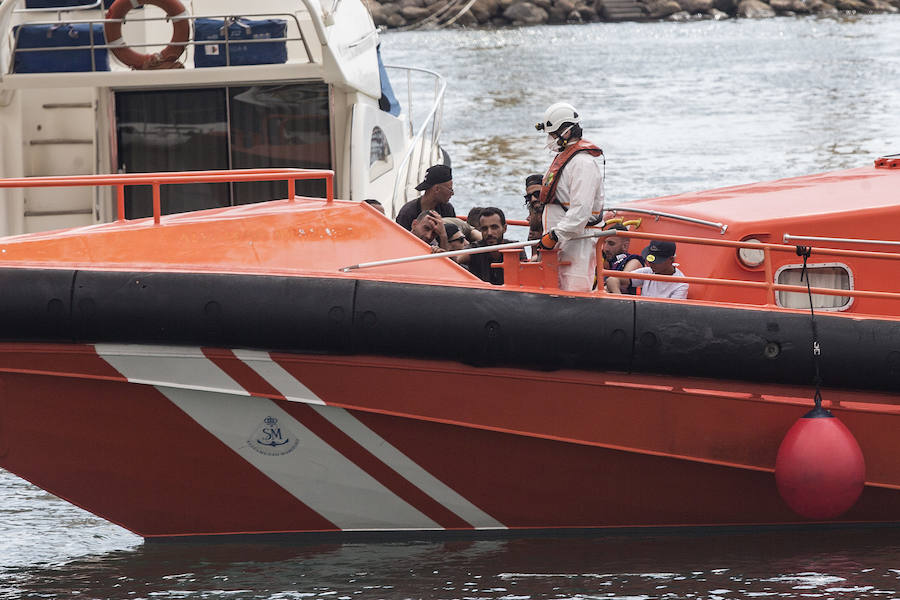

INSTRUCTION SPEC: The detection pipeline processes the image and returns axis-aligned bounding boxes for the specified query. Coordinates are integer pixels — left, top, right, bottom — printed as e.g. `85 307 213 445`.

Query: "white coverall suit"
541 150 605 292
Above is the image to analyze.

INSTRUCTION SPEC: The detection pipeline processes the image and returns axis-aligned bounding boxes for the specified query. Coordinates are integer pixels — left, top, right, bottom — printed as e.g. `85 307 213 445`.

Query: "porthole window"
775 263 853 311
369 126 392 181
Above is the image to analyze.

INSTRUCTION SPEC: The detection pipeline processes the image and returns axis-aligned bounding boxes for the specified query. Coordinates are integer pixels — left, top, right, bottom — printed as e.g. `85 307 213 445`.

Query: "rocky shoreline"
366 0 898 28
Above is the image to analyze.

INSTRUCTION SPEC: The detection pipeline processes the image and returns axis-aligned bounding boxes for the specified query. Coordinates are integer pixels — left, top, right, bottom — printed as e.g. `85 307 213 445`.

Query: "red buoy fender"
104 0 191 70
774 405 865 520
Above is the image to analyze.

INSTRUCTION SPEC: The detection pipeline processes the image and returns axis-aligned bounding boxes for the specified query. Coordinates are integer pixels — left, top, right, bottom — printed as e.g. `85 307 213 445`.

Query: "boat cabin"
585 158 900 316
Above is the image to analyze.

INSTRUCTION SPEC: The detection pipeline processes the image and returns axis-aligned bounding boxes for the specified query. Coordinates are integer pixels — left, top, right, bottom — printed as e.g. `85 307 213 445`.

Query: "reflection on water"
3 15 900 599
3 511 900 599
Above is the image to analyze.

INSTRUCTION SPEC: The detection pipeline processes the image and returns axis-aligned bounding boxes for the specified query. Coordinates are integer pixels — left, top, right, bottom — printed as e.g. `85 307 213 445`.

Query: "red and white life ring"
104 0 191 70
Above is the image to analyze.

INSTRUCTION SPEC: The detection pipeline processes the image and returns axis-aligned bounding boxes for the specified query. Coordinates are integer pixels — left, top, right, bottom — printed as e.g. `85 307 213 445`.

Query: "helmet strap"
556 124 575 149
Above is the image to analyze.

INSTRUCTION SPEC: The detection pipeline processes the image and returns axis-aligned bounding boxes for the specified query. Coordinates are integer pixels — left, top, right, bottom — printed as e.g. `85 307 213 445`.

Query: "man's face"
525 185 542 226
602 236 628 262
479 214 506 246
411 217 437 243
448 231 466 251
431 180 454 204
649 255 674 274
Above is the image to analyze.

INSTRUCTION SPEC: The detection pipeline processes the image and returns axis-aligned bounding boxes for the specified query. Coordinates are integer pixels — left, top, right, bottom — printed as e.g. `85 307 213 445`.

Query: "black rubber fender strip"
0 268 75 342
0 267 899 391
633 301 900 391
352 280 635 372
69 270 356 353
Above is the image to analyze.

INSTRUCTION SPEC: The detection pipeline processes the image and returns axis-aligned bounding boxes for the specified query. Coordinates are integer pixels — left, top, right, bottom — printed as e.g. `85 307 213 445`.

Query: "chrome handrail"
784 234 900 247
3 10 317 76
605 206 728 234
384 64 446 218
14 0 102 13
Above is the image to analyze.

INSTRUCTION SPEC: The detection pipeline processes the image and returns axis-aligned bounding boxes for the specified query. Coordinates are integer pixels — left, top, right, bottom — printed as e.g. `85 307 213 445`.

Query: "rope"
441 0 479 26
796 245 823 409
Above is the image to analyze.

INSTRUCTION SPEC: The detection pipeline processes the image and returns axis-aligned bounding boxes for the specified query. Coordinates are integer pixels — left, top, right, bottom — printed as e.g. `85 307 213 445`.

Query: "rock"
498 0 519 10
834 0 870 9
368 2 391 25
470 0 501 20
532 0 554 10
400 4 430 18
503 1 550 22
645 0 683 17
866 0 898 10
575 2 600 17
680 0 715 11
548 0 576 21
788 0 818 13
736 0 776 16
380 1 402 14
768 0 793 10
813 1 839 11
399 0 426 8
386 12 408 25
713 0 738 12
668 9 692 18
491 15 511 23
706 6 731 16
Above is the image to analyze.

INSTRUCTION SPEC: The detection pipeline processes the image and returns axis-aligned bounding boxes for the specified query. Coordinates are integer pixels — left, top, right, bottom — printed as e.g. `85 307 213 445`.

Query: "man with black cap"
395 164 457 231
629 240 689 299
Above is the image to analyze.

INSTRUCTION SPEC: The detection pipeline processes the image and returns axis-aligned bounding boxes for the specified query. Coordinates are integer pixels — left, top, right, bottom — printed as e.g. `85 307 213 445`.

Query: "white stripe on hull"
311 406 506 530
232 349 324 405
96 344 249 396
159 387 441 530
96 345 440 531
236 352 504 529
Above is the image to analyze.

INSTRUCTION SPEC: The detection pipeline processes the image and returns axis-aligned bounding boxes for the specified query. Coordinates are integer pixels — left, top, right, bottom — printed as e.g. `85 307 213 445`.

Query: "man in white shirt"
631 240 689 299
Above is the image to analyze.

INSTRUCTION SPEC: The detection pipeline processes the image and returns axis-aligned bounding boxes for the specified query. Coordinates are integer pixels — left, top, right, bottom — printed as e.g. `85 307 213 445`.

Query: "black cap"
415 165 452 191
444 223 461 240
646 240 676 262
525 174 543 187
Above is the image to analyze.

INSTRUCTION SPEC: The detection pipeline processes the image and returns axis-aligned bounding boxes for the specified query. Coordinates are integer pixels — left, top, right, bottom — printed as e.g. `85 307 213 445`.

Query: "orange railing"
0 168 334 225
598 230 900 306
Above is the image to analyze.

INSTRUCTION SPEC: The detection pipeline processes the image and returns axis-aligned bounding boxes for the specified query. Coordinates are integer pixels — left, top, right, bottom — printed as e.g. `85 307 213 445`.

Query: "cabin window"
114 83 330 218
775 263 853 311
369 126 392 181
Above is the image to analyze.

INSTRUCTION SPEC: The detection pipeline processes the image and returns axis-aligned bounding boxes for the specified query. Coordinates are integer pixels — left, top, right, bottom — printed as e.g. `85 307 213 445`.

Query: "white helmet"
535 102 580 135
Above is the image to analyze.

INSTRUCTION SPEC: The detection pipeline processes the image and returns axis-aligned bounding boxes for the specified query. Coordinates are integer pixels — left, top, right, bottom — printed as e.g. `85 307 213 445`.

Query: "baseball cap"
414 165 452 191
646 240 676 263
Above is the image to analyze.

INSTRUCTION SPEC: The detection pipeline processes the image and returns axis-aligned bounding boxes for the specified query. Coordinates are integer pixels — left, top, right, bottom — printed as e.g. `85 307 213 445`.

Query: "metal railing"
13 0 103 13
384 64 446 217
4 11 313 75
598 230 900 307
0 168 334 224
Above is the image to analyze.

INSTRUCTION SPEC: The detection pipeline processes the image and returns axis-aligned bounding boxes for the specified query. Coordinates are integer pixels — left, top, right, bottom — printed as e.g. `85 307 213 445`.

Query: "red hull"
1 343 898 538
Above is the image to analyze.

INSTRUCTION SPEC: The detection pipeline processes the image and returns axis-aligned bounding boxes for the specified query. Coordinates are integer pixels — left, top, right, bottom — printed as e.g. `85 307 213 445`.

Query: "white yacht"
0 0 445 235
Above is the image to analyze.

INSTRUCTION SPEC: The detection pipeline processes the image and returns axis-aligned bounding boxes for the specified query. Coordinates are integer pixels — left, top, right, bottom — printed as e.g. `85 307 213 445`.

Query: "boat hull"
2 343 899 538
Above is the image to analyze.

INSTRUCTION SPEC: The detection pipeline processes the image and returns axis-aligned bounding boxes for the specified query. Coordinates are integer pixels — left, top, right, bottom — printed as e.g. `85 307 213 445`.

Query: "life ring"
104 0 191 70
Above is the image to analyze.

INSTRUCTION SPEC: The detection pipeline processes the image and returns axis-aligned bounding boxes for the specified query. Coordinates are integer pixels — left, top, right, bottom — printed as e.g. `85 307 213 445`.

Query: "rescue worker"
534 102 605 292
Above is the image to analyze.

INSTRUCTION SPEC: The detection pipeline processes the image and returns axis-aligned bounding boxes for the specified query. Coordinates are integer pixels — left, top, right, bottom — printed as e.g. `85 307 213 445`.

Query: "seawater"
3 16 900 599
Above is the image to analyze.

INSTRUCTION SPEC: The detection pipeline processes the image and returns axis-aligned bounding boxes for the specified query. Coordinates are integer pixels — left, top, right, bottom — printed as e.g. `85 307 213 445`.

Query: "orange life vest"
538 139 604 209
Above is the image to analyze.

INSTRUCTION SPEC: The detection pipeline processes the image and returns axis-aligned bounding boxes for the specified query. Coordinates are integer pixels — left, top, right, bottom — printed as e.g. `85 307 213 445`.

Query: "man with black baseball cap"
629 240 689 299
395 164 457 231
